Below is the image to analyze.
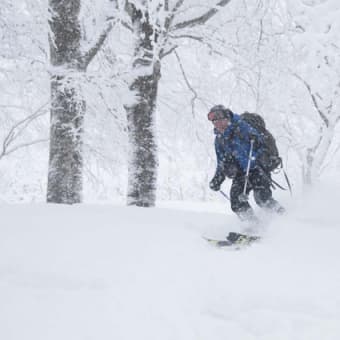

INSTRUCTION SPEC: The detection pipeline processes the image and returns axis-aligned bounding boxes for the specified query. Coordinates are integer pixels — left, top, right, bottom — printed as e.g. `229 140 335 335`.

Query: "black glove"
224 163 239 179
221 154 240 179
257 152 282 172
250 136 261 151
209 173 225 191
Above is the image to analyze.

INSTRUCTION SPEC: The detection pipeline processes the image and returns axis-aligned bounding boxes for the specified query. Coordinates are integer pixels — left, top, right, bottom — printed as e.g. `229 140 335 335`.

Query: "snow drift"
1 184 340 340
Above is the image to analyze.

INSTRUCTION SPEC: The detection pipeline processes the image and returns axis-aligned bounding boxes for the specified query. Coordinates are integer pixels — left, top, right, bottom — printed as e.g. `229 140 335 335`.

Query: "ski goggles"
207 110 228 121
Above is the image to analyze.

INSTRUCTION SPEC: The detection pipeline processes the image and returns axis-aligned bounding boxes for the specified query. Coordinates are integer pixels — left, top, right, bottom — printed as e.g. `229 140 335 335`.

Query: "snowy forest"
2 1 340 340
1 0 339 204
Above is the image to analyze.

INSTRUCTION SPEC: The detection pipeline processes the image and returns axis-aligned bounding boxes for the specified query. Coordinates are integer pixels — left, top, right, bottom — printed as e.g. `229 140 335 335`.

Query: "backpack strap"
257 163 291 192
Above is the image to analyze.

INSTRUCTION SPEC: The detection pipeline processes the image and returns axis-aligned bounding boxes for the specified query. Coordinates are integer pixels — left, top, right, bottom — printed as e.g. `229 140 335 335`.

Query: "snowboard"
203 232 260 249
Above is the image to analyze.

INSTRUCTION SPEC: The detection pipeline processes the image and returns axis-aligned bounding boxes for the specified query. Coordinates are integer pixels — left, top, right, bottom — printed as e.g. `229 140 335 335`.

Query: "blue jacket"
214 114 264 176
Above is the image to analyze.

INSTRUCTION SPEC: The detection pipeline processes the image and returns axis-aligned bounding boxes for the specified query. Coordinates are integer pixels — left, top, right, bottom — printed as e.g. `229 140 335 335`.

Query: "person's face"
212 118 230 133
208 111 231 133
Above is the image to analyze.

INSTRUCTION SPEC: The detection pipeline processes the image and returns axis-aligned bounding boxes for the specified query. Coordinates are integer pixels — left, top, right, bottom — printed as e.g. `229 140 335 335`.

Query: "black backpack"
240 112 282 171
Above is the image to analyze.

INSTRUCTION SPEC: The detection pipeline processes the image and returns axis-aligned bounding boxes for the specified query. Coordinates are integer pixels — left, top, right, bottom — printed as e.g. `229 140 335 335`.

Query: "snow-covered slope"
1 185 340 340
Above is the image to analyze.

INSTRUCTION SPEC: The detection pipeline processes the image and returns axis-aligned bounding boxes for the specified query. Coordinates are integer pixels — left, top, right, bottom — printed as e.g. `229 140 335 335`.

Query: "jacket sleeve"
214 139 240 179
213 138 226 181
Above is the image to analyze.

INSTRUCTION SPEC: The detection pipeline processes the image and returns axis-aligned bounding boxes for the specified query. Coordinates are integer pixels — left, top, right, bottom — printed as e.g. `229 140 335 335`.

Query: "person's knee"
254 190 268 207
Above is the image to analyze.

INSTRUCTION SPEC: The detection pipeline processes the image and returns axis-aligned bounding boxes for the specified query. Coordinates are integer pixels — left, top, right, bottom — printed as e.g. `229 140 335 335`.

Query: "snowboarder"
208 105 285 226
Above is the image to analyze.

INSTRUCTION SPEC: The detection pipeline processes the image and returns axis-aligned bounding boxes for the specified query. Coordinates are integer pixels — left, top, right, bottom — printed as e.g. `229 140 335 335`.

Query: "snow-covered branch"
172 0 232 31
164 0 185 30
82 18 116 69
293 73 329 127
160 44 178 59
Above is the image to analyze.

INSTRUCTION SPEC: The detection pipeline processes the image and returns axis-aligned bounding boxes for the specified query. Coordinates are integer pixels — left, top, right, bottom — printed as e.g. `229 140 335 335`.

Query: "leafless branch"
168 33 224 56
172 0 232 31
160 44 178 59
293 73 329 127
158 1 187 61
174 50 197 117
169 33 204 42
0 102 49 160
82 19 116 69
326 100 333 114
4 139 49 158
164 0 185 31
257 19 263 52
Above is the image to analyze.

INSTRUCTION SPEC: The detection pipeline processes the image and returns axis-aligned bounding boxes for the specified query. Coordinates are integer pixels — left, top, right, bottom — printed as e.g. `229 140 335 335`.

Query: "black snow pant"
230 167 282 221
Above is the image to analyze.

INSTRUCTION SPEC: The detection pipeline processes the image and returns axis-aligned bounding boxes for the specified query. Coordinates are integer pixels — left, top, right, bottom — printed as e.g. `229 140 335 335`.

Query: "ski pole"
219 190 230 201
239 139 254 202
283 168 293 197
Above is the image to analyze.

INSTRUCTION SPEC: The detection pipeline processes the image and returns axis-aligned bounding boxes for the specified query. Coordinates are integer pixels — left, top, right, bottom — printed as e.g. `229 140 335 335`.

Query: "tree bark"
123 1 232 206
126 63 161 207
125 5 161 207
47 0 85 204
47 1 113 204
47 76 85 204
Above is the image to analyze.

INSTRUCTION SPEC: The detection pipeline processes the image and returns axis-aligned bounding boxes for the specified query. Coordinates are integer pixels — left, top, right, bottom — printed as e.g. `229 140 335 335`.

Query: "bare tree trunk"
47 75 85 203
47 0 113 204
303 148 313 187
123 1 232 206
293 74 340 188
125 5 161 207
302 126 336 188
47 0 85 204
126 63 161 207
